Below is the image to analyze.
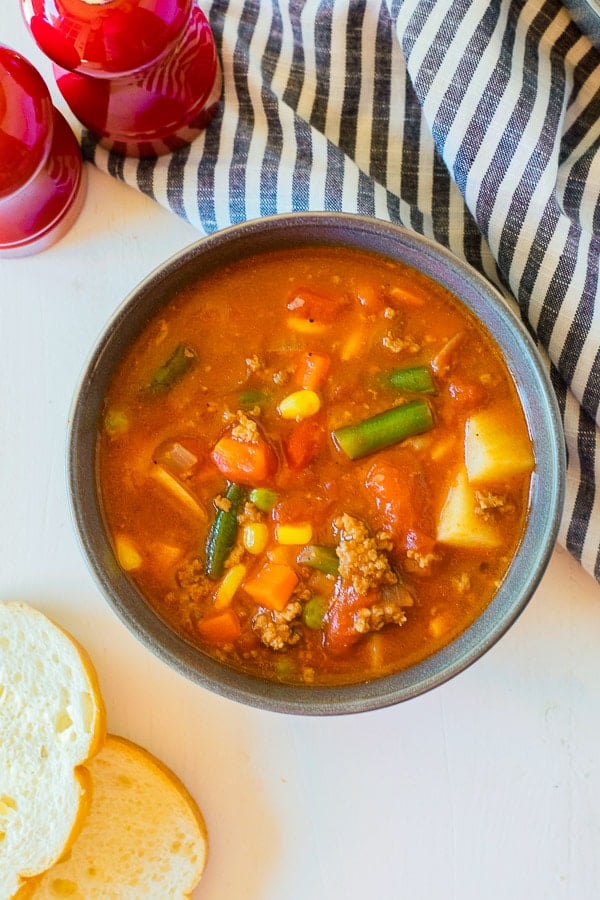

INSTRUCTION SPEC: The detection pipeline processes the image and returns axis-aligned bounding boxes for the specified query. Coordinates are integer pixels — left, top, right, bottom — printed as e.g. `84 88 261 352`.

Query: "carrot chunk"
211 434 277 485
244 562 299 611
196 609 241 644
294 351 331 391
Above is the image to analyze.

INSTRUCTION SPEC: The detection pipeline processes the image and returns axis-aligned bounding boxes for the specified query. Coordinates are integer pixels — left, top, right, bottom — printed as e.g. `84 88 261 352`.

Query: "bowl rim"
67 211 566 715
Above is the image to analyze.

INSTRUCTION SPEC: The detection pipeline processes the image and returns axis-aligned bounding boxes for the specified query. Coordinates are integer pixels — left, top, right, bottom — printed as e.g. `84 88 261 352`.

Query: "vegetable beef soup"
97 246 535 686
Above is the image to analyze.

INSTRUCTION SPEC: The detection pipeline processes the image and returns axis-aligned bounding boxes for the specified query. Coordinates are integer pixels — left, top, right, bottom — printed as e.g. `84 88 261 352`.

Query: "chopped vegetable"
287 316 329 335
243 562 299 611
386 365 435 394
275 523 313 545
115 534 142 571
211 432 277 485
148 343 196 393
388 284 426 307
465 408 534 482
214 563 247 609
333 399 433 460
324 584 377 655
196 609 241 644
282 419 325 470
431 332 464 376
366 460 435 556
340 328 367 362
242 522 269 555
150 465 204 516
278 389 321 421
238 389 268 409
104 409 129 435
436 467 500 548
249 487 278 511
205 482 246 579
302 595 328 630
294 351 330 391
297 544 339 575
153 439 200 476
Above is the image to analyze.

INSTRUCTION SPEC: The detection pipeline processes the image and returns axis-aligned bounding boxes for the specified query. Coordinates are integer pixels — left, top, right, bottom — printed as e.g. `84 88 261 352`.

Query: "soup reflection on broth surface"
97 246 535 686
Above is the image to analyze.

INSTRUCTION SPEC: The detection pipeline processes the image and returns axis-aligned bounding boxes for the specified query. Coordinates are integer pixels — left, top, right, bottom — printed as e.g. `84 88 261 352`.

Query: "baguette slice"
0 601 106 900
30 734 209 899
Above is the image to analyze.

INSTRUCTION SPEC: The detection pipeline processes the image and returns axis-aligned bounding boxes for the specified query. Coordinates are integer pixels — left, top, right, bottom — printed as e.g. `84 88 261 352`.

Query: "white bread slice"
30 734 209 899
0 601 106 900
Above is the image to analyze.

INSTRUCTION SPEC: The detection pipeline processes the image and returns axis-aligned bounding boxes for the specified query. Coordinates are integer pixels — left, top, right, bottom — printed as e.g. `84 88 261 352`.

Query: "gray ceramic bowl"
68 213 565 715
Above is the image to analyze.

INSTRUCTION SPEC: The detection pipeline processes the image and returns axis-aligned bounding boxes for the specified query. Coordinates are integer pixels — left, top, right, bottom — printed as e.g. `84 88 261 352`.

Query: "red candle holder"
21 0 222 157
0 44 85 258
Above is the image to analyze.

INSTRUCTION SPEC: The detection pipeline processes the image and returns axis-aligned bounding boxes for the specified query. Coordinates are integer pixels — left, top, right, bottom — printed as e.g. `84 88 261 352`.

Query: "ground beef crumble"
334 513 398 594
354 601 407 633
231 410 259 442
252 601 303 650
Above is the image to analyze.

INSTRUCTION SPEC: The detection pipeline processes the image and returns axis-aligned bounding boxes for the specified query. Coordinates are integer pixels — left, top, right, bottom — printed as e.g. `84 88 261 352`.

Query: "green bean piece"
248 487 278 512
148 343 196 394
333 399 434 460
297 544 339 576
387 364 435 394
302 595 328 630
205 482 246 580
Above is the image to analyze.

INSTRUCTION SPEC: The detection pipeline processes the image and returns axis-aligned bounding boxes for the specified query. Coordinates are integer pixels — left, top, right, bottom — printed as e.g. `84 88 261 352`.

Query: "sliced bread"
0 601 106 900
30 734 209 899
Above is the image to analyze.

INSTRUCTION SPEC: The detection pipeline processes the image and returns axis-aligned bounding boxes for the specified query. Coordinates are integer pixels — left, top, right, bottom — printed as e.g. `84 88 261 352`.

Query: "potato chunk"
465 408 534 483
437 467 500 548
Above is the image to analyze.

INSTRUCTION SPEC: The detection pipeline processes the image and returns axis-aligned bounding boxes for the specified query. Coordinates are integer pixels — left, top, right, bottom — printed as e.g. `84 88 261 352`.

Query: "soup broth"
97 245 534 686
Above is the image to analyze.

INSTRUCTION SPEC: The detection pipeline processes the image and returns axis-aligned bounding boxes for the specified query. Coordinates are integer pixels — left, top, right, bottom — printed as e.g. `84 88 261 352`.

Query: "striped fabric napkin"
83 0 600 583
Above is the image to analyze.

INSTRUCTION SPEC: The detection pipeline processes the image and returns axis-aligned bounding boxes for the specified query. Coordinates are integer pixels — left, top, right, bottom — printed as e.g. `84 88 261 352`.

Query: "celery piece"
387 365 435 394
297 544 339 575
205 482 246 580
333 399 434 460
248 487 278 512
148 343 196 394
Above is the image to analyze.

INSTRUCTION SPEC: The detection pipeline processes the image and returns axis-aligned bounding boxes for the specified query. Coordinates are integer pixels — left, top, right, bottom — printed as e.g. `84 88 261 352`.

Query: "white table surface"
4 11 600 900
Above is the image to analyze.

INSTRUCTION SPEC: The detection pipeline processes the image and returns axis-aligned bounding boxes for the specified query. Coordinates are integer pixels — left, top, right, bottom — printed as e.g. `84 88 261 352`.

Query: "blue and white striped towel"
83 0 600 583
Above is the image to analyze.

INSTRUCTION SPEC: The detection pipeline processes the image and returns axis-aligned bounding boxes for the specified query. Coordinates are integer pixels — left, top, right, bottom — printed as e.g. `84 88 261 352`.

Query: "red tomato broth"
97 246 534 686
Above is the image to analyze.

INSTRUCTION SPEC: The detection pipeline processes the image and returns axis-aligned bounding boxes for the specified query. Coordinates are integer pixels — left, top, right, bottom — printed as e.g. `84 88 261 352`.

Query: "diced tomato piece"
282 418 326 470
286 287 351 323
365 461 435 556
447 378 487 408
211 430 277 485
325 584 378 656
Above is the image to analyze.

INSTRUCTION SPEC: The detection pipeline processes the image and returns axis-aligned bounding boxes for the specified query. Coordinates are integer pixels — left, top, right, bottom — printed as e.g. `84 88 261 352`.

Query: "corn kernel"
287 316 329 334
115 535 142 571
243 522 269 555
214 563 247 609
278 389 321 421
275 523 313 545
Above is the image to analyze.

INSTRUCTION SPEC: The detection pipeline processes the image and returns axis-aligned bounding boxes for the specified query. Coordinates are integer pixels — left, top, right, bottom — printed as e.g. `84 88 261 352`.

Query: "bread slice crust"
0 601 106 900
29 734 209 899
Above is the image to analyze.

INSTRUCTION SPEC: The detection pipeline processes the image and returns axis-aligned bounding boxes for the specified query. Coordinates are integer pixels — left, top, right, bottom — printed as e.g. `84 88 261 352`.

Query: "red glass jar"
0 44 85 258
21 0 222 157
